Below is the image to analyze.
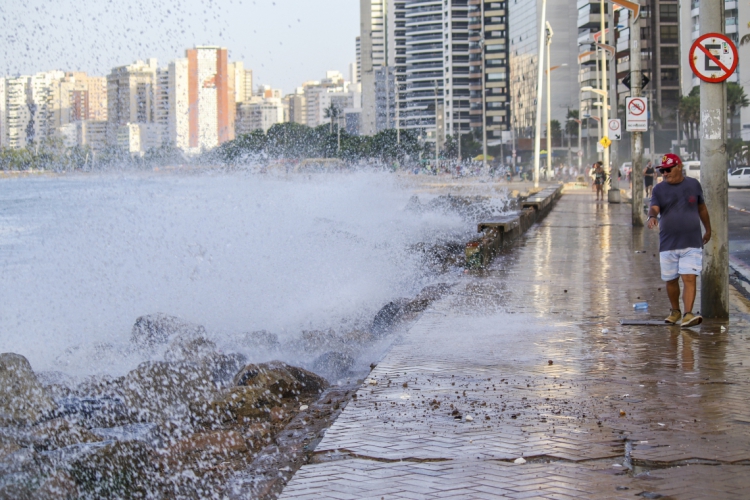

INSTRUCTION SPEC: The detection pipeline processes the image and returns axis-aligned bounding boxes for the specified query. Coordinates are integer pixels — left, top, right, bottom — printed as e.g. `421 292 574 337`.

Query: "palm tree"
727 82 750 138
678 90 700 156
565 109 579 140
323 104 341 134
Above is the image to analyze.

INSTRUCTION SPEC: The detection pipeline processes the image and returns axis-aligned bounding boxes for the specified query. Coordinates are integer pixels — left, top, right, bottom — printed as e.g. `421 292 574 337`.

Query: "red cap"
658 153 682 169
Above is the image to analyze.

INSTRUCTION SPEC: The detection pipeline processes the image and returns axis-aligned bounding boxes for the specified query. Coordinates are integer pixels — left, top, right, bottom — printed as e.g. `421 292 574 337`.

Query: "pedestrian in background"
644 160 655 198
647 154 712 328
593 162 605 201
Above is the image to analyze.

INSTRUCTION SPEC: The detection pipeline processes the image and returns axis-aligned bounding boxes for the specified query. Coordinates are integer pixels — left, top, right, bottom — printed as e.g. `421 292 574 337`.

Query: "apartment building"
361 0 389 134
236 97 285 134
106 59 158 146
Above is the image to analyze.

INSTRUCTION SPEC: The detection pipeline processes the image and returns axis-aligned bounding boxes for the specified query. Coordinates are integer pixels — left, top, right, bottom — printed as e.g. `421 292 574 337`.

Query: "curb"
730 255 750 283
729 205 749 213
465 184 563 268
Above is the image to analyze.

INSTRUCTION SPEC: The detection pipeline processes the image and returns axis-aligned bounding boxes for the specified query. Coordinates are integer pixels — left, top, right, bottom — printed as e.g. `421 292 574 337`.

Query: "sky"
0 0 359 95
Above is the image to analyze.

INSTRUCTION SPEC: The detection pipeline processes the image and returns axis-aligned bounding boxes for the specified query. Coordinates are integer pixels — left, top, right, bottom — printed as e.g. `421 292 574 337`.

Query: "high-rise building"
360 0 388 134
185 46 236 150
107 59 158 146
403 0 444 137
386 0 407 131
4 77 31 149
236 96 285 134
286 87 307 125
0 79 6 148
166 58 190 151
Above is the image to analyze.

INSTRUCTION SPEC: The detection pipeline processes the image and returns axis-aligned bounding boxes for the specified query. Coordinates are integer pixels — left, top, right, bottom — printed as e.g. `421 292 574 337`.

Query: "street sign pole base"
608 189 621 204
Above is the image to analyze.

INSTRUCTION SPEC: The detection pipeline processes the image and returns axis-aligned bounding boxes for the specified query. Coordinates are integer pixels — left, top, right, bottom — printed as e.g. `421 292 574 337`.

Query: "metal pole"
546 22 553 181
630 9 644 226
700 0 728 318
533 0 548 188
481 0 488 173
649 89 656 165
608 5 620 202
578 118 582 172
600 0 610 195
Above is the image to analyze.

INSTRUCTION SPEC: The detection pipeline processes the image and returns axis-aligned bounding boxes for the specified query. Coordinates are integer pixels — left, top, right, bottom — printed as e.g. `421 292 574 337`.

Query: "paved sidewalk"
280 192 750 500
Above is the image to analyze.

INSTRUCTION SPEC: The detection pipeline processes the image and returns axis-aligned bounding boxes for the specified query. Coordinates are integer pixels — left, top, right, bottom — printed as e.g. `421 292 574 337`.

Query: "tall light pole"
599 0 610 193
545 22 553 181
434 80 440 168
533 0 549 188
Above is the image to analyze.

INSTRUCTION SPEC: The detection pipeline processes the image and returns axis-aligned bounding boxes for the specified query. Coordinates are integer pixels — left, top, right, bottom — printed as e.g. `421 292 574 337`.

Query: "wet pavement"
279 192 750 500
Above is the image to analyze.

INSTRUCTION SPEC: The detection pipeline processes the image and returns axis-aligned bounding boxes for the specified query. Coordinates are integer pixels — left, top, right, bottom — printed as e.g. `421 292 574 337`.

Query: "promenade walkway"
280 192 750 500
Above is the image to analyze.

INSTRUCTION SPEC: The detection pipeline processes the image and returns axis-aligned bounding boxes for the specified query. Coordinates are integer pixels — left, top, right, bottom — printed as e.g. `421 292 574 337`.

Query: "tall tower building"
361 0 389 134
4 77 31 149
386 0 407 130
106 59 158 145
186 46 235 150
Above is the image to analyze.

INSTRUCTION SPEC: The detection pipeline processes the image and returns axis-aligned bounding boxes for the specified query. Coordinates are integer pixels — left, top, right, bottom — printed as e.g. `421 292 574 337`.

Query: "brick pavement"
280 192 750 499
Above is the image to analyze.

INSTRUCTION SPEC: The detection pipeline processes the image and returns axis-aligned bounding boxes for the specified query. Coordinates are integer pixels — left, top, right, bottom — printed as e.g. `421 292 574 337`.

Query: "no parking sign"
689 33 738 83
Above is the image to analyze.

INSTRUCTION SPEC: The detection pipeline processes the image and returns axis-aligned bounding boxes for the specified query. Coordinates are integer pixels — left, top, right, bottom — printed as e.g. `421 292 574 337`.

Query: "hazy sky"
0 0 359 95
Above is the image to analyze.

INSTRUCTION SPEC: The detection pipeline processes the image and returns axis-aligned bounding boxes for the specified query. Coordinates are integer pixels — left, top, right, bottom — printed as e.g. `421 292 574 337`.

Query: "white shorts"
660 248 702 281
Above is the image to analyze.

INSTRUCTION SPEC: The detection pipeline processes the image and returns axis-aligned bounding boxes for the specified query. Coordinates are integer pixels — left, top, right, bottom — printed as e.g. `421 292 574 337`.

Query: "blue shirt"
650 176 705 252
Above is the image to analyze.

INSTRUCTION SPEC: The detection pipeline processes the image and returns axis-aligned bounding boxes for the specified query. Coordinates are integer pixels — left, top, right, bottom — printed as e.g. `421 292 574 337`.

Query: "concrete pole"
700 0 729 319
435 81 439 168
533 0 548 188
630 10 644 226
608 6 620 203
600 0 610 196
546 22 553 181
481 0 488 173
578 118 582 173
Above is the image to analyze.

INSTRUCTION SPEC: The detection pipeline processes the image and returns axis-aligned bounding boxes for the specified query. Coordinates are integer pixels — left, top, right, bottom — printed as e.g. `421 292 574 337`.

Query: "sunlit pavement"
279 192 750 500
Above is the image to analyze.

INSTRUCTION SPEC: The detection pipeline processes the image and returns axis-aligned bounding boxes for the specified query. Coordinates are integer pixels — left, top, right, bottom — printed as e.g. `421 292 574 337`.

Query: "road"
729 189 750 271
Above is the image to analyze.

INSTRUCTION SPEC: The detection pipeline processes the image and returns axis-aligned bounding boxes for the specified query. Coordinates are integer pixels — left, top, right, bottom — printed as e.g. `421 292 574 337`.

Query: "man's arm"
698 203 712 244
647 204 660 229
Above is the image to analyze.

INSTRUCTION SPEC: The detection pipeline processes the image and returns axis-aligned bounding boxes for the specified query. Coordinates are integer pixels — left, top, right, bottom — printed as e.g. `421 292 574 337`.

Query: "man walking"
647 154 712 327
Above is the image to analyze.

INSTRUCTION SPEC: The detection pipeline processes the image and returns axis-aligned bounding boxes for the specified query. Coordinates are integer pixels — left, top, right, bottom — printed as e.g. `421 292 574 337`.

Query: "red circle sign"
689 33 738 83
609 120 620 131
628 98 646 116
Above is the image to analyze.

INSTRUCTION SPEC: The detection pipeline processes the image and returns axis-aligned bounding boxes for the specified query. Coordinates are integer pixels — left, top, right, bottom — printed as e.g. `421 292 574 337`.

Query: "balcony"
578 13 602 28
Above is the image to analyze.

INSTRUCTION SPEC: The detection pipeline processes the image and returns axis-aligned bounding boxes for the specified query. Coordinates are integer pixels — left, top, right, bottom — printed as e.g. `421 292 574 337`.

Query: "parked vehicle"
683 161 701 181
729 166 750 188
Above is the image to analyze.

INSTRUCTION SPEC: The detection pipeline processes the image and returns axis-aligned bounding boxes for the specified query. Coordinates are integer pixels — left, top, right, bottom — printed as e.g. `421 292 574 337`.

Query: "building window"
660 68 679 84
660 26 678 43
659 4 678 22
660 46 678 65
662 89 679 103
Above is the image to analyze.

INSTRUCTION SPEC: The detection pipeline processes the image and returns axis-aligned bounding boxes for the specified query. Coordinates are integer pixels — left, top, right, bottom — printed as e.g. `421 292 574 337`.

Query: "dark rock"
117 360 216 418
29 418 102 451
202 352 247 387
234 361 328 397
68 440 154 498
0 353 57 425
312 352 356 380
56 395 132 428
130 313 207 347
164 333 216 362
371 299 409 337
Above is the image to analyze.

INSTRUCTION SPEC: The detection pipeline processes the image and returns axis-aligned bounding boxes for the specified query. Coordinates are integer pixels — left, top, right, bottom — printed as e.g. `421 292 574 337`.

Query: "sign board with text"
625 97 648 132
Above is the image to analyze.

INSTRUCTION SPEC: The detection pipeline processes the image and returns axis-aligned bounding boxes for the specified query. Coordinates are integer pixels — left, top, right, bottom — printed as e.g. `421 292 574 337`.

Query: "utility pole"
434 80 439 169
533 0 548 188
600 0 610 195
608 4 620 203
630 8 644 226
546 22 553 182
700 0 729 319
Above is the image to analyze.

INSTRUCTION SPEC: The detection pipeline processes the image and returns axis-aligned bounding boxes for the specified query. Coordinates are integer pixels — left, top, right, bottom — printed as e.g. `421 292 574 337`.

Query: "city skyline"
0 0 358 96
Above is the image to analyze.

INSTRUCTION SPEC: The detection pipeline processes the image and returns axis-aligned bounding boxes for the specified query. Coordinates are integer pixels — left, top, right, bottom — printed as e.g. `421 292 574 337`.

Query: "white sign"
596 142 604 153
625 97 648 132
608 119 622 140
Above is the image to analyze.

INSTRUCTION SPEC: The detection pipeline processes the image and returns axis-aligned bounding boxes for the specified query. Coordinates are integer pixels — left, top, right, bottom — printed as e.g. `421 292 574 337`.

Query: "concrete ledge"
466 184 563 268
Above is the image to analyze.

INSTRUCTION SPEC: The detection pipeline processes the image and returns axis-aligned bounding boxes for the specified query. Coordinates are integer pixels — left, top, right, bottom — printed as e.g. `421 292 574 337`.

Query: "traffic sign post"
689 33 738 83
693 28 735 318
625 97 648 132
608 119 621 140
599 136 612 148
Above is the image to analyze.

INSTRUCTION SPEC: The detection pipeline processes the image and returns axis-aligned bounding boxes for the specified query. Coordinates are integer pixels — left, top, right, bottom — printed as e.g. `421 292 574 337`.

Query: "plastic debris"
366 379 377 385
601 328 609 334
465 415 474 422
514 457 526 464
658 423 665 426
619 410 626 417
721 326 727 332
299 405 309 411
633 302 649 310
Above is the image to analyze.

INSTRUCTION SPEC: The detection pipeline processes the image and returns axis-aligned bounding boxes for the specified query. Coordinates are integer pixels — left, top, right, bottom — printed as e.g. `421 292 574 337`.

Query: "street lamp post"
546 22 553 181
598 0 610 195
533 0 549 188
480 0 488 173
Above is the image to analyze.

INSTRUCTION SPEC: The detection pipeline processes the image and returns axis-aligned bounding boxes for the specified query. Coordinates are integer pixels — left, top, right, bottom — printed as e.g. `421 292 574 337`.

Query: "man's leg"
666 278 681 311
681 274 697 313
